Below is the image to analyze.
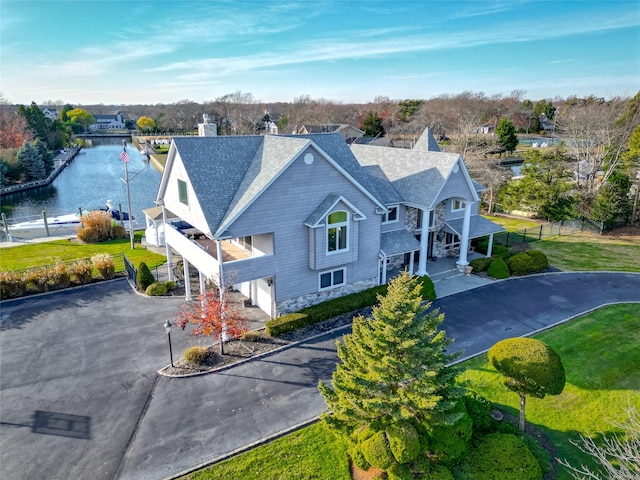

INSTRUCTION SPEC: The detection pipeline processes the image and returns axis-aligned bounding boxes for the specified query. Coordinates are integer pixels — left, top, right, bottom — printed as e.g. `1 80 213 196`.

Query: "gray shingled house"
155 129 503 318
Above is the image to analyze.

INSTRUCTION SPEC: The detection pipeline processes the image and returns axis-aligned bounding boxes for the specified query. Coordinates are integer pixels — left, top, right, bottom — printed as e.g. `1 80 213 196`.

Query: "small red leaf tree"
175 290 248 355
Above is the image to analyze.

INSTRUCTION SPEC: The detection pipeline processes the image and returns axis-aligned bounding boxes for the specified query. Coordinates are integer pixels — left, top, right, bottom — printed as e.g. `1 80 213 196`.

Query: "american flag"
119 147 130 163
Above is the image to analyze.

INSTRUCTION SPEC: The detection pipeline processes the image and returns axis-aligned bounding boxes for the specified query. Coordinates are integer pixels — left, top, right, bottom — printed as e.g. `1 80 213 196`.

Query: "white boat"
4 201 134 238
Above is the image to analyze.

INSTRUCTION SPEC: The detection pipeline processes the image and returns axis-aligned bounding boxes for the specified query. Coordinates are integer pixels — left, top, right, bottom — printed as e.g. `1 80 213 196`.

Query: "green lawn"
460 303 640 480
533 232 640 272
0 232 167 272
483 214 543 232
181 304 640 480
185 422 350 480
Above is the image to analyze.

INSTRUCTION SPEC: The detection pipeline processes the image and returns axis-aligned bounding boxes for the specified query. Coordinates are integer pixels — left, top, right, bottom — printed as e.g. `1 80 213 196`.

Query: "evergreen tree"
498 148 574 221
17 102 48 144
33 138 54 176
17 141 45 181
362 111 385 137
590 170 632 229
495 117 519 154
319 273 467 473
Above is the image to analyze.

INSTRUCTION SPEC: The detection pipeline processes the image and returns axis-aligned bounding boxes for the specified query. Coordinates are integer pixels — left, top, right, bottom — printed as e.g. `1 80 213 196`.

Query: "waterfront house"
155 129 503 317
89 112 126 131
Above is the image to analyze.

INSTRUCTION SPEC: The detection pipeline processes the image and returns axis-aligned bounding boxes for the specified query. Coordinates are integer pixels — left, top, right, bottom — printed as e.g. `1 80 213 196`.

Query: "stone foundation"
276 277 378 316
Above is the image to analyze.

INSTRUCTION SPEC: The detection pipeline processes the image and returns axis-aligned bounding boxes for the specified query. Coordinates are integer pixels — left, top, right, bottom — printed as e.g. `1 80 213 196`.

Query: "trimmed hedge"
505 250 549 276
469 257 493 273
184 346 209 364
145 282 168 296
265 276 436 337
487 257 510 279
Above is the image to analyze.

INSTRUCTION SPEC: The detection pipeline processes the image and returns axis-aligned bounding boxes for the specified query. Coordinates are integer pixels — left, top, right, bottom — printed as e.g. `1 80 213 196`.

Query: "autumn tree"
0 101 32 148
175 290 248 355
319 273 468 477
136 116 156 133
66 108 95 132
488 337 565 432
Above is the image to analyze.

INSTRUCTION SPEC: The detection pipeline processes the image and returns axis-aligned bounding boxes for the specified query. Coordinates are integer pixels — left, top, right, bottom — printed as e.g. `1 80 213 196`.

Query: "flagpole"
122 140 135 250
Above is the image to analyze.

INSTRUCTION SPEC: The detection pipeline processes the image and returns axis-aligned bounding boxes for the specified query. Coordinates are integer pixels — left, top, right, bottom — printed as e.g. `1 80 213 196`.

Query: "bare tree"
557 98 630 191
558 406 640 480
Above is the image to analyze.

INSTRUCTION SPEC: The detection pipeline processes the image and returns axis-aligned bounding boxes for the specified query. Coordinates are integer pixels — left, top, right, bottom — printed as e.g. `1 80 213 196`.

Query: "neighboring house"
89 112 126 131
476 123 495 134
41 107 58 121
155 128 503 318
293 124 364 143
539 114 555 133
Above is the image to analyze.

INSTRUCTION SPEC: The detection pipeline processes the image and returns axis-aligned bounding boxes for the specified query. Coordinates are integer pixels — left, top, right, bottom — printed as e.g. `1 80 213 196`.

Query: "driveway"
1 272 639 480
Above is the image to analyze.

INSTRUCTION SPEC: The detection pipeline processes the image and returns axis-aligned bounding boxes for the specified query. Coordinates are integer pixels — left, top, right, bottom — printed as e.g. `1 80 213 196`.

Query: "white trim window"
451 199 466 212
178 179 188 205
319 267 346 290
327 211 349 253
382 205 399 224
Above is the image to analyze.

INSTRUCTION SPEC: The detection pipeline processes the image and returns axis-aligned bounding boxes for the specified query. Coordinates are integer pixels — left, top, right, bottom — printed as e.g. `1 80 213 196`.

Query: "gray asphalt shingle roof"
445 215 505 239
172 133 385 238
380 229 422 256
351 144 460 208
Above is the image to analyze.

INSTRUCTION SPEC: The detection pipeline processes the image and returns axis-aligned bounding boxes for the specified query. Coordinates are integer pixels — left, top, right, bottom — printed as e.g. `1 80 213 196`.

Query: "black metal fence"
491 218 605 249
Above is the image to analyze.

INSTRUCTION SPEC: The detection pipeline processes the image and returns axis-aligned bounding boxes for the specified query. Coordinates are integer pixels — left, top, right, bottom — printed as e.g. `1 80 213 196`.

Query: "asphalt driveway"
1 272 639 480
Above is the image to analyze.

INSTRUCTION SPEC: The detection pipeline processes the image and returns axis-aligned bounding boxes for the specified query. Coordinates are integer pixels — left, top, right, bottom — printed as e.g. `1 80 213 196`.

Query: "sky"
1 0 639 106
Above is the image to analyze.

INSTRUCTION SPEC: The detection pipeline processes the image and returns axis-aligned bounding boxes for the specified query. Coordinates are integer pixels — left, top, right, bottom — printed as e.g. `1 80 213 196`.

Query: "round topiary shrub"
487 257 510 279
387 422 421 464
456 433 542 480
164 280 177 291
505 251 534 276
137 262 155 291
145 282 168 296
361 430 395 470
526 250 548 272
184 346 209 365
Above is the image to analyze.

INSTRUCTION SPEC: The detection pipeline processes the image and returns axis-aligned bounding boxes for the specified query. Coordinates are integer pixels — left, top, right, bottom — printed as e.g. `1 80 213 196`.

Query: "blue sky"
1 0 639 105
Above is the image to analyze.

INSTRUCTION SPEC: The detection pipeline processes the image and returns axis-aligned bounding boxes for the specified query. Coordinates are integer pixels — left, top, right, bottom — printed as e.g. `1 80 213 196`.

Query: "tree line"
2 91 639 229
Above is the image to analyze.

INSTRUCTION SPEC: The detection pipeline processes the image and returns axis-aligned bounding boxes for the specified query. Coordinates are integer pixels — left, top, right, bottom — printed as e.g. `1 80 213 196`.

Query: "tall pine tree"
319 273 468 474
17 141 45 181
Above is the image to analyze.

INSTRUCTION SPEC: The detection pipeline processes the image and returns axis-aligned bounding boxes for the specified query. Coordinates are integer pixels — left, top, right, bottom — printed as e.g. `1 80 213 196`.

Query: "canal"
1 139 162 225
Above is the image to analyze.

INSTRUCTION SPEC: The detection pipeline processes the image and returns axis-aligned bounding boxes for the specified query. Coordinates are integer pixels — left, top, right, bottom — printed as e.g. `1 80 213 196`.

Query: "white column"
486 233 494 257
409 251 415 275
416 209 431 276
161 206 174 281
456 202 472 268
199 270 206 295
183 258 192 301
381 254 388 284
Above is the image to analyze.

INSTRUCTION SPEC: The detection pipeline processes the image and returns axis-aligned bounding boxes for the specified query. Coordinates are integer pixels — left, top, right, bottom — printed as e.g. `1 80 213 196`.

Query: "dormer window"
383 205 398 224
327 211 348 253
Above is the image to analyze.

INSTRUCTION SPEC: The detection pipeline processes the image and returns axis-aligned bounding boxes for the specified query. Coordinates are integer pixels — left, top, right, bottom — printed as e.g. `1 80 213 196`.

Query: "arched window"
327 211 348 253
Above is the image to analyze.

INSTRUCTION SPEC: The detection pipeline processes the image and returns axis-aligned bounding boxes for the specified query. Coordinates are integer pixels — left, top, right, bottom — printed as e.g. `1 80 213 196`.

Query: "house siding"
223 146 380 304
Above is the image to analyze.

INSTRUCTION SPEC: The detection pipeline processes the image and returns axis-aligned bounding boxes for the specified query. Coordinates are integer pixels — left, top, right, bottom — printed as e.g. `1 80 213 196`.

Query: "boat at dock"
3 201 134 239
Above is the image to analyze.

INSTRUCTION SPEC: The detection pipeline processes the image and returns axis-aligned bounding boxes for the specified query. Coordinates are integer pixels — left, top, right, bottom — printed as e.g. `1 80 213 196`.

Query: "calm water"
1 139 162 223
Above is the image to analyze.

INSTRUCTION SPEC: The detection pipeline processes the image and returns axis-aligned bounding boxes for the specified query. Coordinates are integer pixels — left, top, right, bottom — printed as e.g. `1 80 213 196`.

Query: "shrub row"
469 249 549 280
265 276 436 337
0 254 116 300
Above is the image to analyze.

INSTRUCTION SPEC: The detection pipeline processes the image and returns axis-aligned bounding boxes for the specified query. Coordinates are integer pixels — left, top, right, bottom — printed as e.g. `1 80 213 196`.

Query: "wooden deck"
194 238 251 262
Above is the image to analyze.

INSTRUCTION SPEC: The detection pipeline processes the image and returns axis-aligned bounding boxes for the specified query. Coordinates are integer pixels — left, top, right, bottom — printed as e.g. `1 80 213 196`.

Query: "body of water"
1 140 162 225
